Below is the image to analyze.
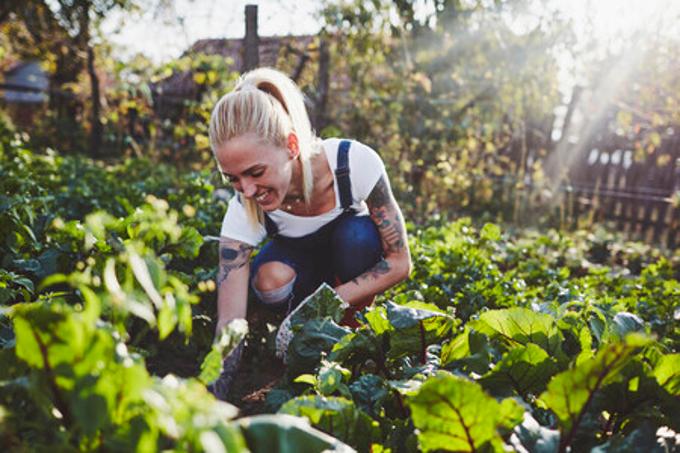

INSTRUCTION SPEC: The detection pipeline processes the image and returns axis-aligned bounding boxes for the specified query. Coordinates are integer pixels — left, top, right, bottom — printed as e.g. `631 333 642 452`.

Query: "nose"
241 178 257 198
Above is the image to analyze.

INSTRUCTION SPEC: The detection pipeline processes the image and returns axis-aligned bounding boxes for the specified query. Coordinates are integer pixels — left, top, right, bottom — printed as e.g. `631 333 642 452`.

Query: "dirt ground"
225 303 287 415
226 345 285 415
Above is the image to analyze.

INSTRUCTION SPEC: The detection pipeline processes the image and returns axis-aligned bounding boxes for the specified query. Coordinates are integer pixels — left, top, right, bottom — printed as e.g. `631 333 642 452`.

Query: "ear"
287 132 300 159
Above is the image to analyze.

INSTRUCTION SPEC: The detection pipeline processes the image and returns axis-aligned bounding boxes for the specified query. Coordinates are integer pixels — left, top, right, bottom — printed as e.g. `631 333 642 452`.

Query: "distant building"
1 61 49 128
151 35 316 118
3 61 48 103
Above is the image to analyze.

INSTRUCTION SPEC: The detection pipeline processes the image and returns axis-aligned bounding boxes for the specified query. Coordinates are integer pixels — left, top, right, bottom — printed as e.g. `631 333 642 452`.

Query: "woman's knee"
252 261 296 292
252 261 297 305
332 216 381 249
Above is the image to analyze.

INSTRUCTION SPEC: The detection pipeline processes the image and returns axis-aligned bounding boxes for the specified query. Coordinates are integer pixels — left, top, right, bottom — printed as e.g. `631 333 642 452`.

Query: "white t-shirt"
220 138 386 246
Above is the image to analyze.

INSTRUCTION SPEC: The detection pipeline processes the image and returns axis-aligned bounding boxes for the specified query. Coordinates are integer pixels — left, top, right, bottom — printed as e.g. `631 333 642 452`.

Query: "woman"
208 67 411 400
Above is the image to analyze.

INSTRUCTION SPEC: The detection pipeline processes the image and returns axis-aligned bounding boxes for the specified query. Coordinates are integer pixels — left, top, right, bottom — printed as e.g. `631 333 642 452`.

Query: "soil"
225 303 288 415
226 346 285 415
145 299 289 415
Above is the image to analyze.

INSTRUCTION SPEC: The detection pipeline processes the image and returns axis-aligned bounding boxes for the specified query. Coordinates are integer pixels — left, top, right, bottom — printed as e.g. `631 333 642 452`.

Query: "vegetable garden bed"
1 135 679 452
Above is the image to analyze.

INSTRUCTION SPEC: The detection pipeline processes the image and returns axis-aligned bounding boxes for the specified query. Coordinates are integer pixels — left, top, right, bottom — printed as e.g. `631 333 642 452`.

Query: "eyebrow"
221 164 265 179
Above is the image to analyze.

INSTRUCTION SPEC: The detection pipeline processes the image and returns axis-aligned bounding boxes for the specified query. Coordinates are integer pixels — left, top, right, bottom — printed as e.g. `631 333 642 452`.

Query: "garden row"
1 127 679 451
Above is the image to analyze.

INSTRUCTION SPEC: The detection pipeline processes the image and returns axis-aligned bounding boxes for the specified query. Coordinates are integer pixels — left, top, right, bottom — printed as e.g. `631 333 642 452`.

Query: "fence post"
315 37 330 131
243 4 259 72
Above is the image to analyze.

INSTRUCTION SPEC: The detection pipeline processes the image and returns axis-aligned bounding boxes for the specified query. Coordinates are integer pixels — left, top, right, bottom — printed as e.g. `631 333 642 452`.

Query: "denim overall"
250 140 383 314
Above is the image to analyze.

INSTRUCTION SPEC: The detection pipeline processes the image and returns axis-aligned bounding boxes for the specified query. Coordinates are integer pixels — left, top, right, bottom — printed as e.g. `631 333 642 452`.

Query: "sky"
102 0 680 66
102 0 323 63
101 0 680 109
103 0 680 101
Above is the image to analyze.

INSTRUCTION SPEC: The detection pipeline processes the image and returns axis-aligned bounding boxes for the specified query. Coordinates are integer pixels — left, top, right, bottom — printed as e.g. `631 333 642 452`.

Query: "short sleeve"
348 140 387 201
220 195 267 246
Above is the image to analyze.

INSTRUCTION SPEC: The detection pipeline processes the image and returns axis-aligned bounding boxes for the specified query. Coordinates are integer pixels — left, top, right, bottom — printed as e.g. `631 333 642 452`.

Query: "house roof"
2 60 49 103
152 34 316 101
189 34 316 68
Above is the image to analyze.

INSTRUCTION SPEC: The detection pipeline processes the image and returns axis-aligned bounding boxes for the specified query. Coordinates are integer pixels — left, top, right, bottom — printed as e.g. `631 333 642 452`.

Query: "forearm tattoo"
367 175 407 255
217 239 253 287
351 259 391 285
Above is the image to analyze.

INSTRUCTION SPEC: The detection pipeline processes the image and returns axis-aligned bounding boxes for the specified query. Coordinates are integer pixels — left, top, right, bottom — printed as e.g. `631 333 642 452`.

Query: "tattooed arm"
215 237 253 334
335 175 412 306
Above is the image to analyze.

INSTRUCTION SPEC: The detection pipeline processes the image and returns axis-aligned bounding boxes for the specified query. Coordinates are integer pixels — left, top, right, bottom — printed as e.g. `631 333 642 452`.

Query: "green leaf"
11 258 41 275
157 303 177 341
198 319 248 385
103 258 155 325
408 372 523 452
509 413 560 453
539 334 651 439
476 307 563 357
329 328 381 367
385 301 456 361
607 312 645 341
440 326 493 374
576 325 593 365
279 395 379 451
317 361 351 397
480 223 501 241
13 277 34 292
13 301 84 369
590 421 666 453
13 316 44 368
176 226 204 258
129 251 163 310
387 378 423 396
239 413 354 453
348 374 389 417
480 343 558 397
277 284 348 359
385 300 445 329
289 284 347 327
293 374 317 386
363 305 391 334
653 353 680 395
287 319 352 377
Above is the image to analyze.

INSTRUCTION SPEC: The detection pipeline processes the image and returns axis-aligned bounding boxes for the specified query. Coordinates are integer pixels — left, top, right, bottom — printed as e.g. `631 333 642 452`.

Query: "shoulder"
321 138 386 201
320 137 384 170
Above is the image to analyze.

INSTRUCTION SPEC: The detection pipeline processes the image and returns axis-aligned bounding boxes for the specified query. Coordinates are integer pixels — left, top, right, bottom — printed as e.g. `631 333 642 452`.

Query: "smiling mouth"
254 190 270 203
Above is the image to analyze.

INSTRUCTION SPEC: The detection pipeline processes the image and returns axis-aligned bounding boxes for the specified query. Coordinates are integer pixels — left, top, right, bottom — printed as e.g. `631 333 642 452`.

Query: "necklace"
282 195 304 212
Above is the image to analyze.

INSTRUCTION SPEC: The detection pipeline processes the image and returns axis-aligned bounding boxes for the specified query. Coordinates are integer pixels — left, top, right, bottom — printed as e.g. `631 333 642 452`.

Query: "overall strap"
264 212 279 237
335 140 353 212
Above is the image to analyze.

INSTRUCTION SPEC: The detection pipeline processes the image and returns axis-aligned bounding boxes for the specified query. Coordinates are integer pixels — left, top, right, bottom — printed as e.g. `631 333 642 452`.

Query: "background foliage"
1 0 679 451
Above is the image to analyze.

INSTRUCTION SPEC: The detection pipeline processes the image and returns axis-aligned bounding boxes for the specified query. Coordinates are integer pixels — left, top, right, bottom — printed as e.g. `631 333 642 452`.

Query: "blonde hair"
209 67 319 226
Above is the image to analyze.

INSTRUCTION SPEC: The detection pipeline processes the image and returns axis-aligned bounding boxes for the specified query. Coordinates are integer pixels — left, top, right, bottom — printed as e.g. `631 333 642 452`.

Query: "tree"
1 0 138 155
318 0 569 219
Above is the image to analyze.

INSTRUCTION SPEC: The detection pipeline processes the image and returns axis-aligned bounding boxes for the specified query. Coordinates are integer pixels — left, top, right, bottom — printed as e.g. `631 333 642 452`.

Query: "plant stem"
33 329 74 431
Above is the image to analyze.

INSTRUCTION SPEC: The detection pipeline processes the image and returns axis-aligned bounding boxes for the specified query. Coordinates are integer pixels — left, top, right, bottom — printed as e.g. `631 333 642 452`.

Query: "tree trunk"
87 45 102 156
48 45 84 152
314 37 330 132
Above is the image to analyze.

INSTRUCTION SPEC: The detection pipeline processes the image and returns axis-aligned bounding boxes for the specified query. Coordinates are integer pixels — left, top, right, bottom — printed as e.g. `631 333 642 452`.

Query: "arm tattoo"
366 175 407 255
351 259 391 285
217 240 253 287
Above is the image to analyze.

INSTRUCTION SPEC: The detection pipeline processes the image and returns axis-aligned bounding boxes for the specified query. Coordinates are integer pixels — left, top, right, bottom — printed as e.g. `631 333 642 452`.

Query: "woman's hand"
335 175 412 305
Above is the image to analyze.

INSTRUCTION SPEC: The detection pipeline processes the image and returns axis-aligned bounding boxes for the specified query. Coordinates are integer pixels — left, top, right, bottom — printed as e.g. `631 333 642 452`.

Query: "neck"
285 158 305 201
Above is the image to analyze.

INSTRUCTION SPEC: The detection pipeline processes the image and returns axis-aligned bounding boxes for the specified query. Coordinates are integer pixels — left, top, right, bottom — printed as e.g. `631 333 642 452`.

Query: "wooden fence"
565 131 680 249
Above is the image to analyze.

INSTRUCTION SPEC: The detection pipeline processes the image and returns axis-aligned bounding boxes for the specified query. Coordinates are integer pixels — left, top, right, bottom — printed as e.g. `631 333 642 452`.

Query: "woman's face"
215 133 296 211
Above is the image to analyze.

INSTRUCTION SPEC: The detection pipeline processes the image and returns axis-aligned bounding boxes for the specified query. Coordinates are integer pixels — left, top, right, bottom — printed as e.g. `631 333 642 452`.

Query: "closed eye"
221 166 265 184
